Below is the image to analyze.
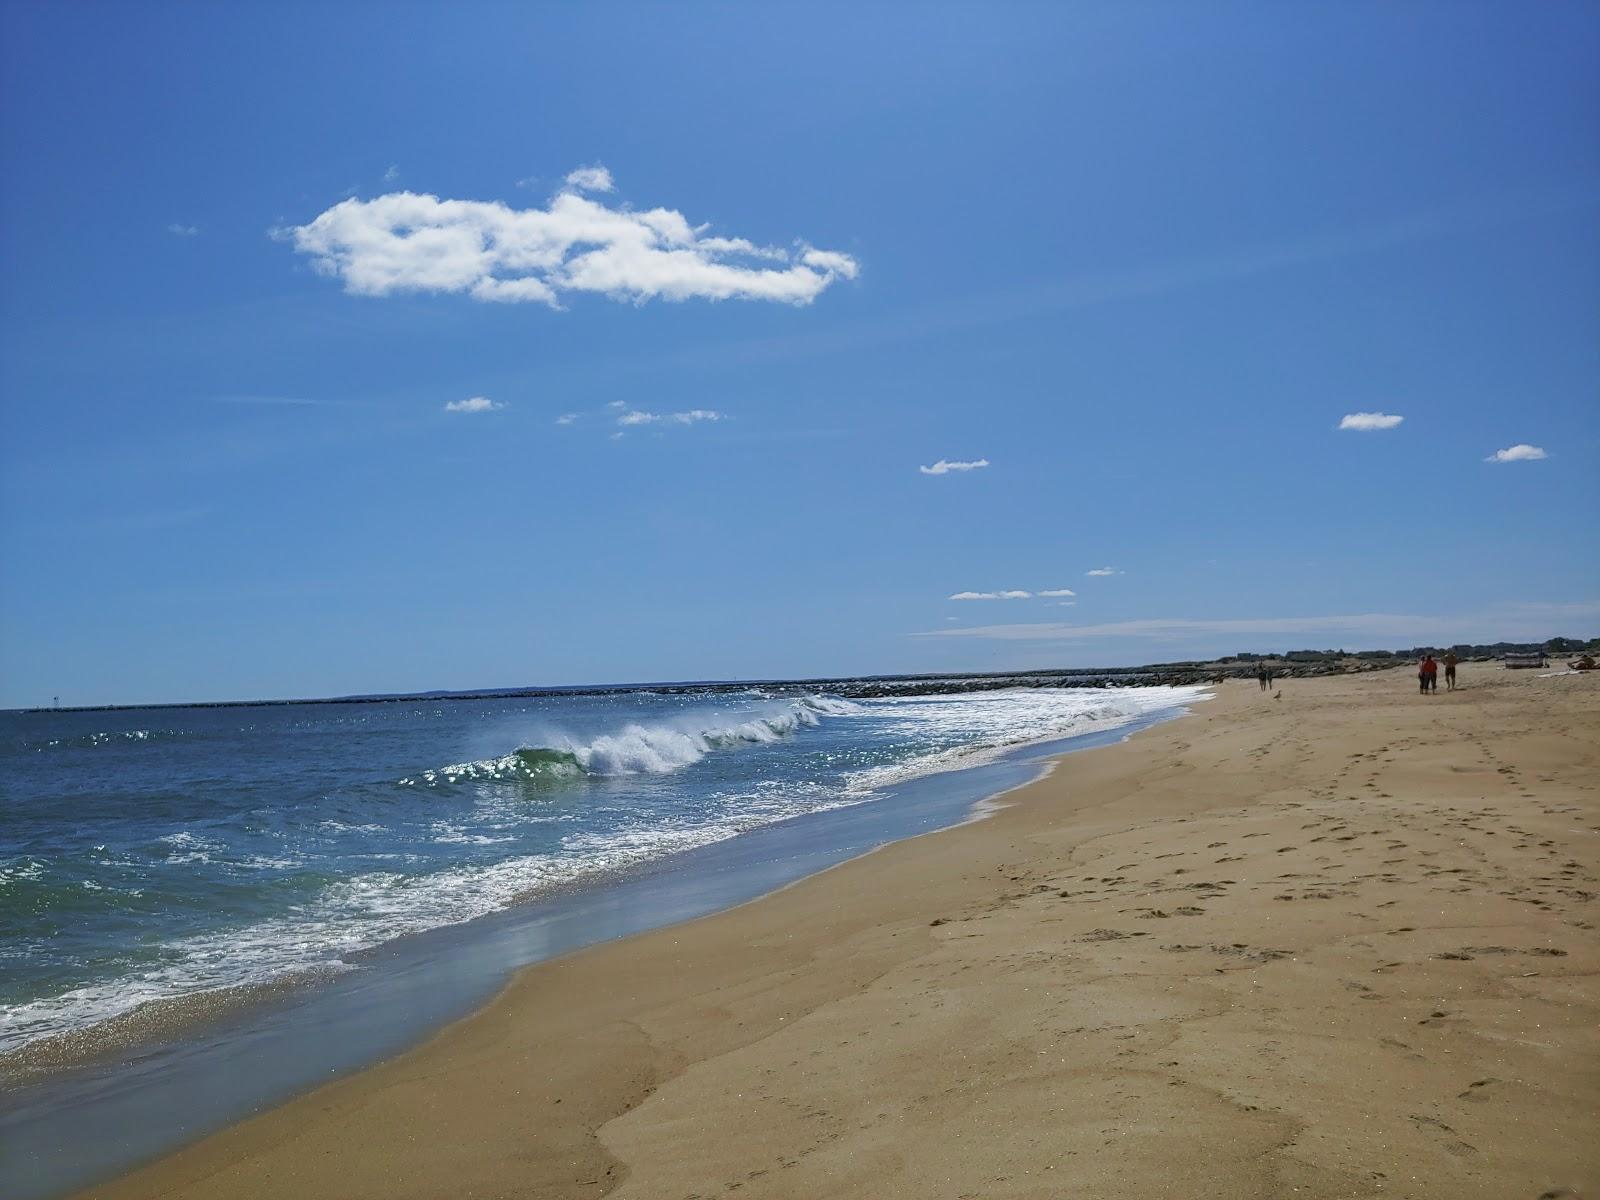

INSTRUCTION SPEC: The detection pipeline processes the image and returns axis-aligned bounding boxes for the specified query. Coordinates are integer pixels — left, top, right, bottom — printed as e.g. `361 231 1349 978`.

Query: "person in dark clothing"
1258 666 1270 692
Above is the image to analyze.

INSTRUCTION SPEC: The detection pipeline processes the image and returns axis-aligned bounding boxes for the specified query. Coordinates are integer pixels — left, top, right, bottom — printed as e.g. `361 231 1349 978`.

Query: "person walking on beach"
1443 650 1459 691
1419 654 1438 695
1258 665 1270 692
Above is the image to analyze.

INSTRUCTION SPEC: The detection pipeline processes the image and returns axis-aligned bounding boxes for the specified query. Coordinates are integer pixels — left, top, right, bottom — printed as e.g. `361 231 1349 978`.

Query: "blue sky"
2 1 1597 707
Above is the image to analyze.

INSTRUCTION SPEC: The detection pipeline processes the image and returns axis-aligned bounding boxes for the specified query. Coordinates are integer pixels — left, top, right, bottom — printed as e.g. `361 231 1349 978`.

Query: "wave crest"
403 695 858 785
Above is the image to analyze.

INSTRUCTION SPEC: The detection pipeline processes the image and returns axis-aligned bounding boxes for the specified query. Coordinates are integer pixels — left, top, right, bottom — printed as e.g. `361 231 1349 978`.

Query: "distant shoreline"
14 634 1592 714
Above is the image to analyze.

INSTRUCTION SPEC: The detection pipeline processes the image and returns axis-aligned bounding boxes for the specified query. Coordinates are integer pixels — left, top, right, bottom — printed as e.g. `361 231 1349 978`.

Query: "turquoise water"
1 683 1205 1058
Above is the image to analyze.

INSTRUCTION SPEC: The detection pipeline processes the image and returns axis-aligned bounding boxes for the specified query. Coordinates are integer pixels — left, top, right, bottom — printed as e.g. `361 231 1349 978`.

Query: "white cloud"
801 248 856 273
1086 567 1121 577
948 587 1075 601
563 164 615 194
616 408 724 428
167 223 200 237
443 396 505 413
282 173 858 309
555 412 579 426
1485 444 1547 463
1339 411 1404 431
919 458 989 476
383 165 399 183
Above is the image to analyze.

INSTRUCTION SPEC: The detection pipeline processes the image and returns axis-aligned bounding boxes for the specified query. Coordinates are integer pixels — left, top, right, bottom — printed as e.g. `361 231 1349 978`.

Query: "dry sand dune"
82 663 1598 1200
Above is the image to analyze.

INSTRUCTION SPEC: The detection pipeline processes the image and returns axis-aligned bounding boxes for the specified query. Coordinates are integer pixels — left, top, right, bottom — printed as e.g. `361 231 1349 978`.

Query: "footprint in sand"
1409 1113 1478 1158
1078 928 1147 942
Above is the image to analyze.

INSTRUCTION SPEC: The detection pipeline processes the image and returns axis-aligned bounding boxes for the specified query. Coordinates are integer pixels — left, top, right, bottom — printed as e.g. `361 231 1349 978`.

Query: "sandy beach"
73 662 1599 1199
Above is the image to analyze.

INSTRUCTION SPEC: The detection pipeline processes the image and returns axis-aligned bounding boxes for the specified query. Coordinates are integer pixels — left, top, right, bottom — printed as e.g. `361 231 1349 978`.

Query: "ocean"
1 682 1202 1063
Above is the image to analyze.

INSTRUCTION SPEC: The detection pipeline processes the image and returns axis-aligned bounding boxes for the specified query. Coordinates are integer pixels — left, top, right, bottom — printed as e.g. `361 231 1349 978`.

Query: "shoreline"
4 703 1197 1200
50 665 1600 1197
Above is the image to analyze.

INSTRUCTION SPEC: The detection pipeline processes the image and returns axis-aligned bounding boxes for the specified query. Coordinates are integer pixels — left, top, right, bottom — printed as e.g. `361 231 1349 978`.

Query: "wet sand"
75 663 1599 1199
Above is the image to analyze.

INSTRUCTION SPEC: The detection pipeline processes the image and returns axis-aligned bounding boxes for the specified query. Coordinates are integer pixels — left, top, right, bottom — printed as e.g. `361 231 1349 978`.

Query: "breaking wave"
402 694 860 786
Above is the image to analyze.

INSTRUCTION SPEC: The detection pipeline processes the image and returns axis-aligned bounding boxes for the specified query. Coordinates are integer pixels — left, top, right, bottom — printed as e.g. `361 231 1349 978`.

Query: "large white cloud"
1485 444 1547 463
1339 411 1404 431
283 170 857 309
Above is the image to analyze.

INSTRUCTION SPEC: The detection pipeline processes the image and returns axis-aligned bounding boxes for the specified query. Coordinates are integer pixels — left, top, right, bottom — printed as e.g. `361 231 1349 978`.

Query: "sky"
2 1 1597 707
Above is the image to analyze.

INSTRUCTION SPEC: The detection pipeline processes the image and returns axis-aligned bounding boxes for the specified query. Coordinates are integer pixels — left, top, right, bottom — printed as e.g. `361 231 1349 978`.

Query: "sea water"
0 683 1204 1060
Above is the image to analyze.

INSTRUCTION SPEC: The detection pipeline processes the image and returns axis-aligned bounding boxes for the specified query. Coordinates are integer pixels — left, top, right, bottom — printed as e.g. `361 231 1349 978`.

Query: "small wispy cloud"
555 412 580 426
1086 567 1121 577
949 587 1076 601
563 164 615 194
1485 444 1547 463
616 409 724 427
383 165 399 183
1339 411 1404 431
282 169 857 308
167 223 200 237
919 458 989 476
444 396 505 414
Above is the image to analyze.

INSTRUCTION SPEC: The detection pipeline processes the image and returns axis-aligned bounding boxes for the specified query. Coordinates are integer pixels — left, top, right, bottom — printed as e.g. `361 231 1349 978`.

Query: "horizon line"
10 634 1589 715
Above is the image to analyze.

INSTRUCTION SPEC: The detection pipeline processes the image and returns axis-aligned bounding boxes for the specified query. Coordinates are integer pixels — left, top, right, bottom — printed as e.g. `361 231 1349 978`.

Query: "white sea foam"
842 685 1210 794
0 783 864 1055
318 820 385 834
40 728 164 750
157 831 225 865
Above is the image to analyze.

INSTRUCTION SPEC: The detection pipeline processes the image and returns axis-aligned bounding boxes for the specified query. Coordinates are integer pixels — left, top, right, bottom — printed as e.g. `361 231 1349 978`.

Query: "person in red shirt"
1419 655 1439 694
